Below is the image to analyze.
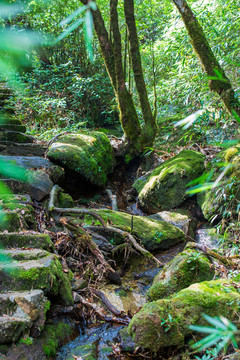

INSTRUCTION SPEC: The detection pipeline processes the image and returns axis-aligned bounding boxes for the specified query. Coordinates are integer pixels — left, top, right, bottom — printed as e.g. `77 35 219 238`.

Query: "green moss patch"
47 131 115 186
129 279 240 352
147 248 215 300
133 150 205 212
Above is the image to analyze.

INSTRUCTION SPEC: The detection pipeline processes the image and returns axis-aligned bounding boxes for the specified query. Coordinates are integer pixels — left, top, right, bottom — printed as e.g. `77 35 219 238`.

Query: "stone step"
0 315 31 344
0 131 34 144
0 116 23 125
0 124 26 133
0 290 48 344
0 249 49 261
0 232 54 251
0 155 56 172
0 143 46 156
0 210 24 232
0 251 73 305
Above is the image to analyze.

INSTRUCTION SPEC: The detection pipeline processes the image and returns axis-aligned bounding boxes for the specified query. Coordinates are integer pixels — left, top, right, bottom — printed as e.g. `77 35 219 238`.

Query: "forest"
0 0 239 359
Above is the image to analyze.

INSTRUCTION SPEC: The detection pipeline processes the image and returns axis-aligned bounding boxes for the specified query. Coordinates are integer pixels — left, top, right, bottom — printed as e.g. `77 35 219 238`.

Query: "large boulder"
47 131 115 187
147 248 215 301
128 279 240 352
83 209 185 251
133 150 205 212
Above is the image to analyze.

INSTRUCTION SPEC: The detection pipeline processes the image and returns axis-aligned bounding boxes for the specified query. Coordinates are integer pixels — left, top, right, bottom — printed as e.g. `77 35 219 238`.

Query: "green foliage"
18 337 33 346
190 314 238 355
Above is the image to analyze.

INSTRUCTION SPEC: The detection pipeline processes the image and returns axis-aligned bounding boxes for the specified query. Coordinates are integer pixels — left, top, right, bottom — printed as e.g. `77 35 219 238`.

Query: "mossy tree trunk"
172 0 240 117
80 0 157 156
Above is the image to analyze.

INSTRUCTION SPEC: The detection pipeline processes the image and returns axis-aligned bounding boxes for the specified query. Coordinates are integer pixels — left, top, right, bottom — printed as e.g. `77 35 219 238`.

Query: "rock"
0 124 26 133
195 227 220 249
0 232 54 251
1 202 36 229
0 143 46 157
147 248 215 301
47 131 115 187
149 210 191 235
58 191 74 208
128 279 240 352
28 170 53 201
120 327 136 353
0 290 48 344
83 209 185 251
133 150 205 212
0 131 34 143
0 316 31 344
0 211 23 232
71 278 87 291
0 251 73 305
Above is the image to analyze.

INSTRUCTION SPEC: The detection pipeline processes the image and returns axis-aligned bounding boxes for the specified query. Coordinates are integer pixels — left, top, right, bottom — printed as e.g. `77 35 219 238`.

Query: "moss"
47 131 115 186
0 233 54 251
147 249 215 301
0 255 73 305
133 150 205 212
0 211 22 232
83 209 185 251
42 322 72 358
58 191 74 208
128 279 240 352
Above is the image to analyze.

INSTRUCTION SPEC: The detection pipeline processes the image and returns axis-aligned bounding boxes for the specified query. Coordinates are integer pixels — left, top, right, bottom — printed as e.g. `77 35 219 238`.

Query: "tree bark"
172 0 240 117
124 0 157 146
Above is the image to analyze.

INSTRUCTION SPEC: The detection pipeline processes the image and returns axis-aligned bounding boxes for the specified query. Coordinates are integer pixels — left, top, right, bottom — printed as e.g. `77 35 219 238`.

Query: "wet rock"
149 210 191 235
133 150 205 212
84 209 185 251
147 248 215 301
129 279 240 351
120 327 136 353
47 131 115 187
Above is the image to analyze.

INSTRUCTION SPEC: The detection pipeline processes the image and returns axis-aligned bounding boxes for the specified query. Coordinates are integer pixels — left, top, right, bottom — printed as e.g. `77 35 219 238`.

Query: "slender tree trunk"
172 0 240 116
124 0 157 146
80 0 142 153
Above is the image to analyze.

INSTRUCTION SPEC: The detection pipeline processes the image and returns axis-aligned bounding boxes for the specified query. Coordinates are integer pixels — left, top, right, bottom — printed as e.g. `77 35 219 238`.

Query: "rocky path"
0 84 73 357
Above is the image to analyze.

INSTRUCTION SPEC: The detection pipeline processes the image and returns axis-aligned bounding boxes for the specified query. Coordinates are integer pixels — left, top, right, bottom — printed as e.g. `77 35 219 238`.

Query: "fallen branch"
77 294 129 325
91 289 122 316
186 242 236 267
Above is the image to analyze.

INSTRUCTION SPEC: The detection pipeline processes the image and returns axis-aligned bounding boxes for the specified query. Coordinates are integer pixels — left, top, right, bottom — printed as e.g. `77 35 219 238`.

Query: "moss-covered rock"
129 279 240 352
133 150 205 212
147 249 215 301
0 232 54 251
47 131 115 186
41 322 73 358
83 209 185 251
149 209 192 236
0 252 73 305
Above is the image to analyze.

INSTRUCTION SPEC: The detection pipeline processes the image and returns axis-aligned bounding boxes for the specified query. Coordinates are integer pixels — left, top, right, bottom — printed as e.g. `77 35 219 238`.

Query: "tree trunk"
80 0 142 154
172 0 240 117
124 0 157 146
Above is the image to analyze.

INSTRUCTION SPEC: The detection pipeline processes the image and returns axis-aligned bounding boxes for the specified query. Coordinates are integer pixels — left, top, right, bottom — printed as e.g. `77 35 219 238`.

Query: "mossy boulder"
58 191 74 208
149 209 192 236
41 322 73 358
47 131 115 186
147 248 215 301
0 251 73 305
83 209 185 251
197 145 240 220
128 279 240 352
133 150 205 212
